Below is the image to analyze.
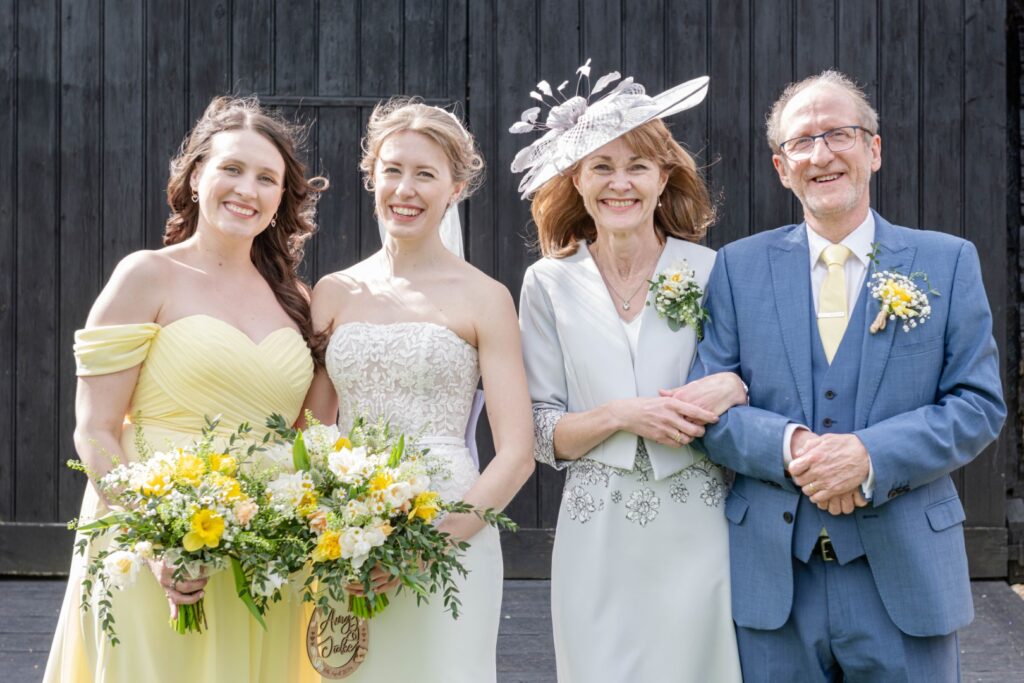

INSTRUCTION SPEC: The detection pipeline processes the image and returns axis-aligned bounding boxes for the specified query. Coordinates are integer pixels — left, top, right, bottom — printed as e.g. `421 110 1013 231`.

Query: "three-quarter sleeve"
519 267 571 470
73 323 161 376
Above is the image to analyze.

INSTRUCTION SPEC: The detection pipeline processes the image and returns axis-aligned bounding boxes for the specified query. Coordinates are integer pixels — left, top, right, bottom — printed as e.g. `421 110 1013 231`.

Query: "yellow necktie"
818 244 851 363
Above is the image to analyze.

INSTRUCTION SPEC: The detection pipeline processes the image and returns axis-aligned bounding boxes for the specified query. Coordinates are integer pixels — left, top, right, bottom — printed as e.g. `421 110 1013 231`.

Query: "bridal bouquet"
69 418 315 644
267 413 516 620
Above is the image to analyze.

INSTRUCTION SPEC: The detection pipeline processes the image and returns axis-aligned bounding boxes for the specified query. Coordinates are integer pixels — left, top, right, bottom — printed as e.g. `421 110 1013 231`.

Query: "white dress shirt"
783 212 876 497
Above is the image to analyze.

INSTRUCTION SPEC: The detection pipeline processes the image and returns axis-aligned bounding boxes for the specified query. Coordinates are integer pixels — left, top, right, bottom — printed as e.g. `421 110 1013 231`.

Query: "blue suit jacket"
690 212 1006 637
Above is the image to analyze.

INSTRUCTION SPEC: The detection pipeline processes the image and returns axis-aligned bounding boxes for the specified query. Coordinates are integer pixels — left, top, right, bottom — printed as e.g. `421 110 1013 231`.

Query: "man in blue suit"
687 70 1006 681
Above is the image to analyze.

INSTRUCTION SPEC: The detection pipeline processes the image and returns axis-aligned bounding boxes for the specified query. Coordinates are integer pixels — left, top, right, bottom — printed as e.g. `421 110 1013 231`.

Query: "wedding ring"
672 430 684 444
806 482 817 495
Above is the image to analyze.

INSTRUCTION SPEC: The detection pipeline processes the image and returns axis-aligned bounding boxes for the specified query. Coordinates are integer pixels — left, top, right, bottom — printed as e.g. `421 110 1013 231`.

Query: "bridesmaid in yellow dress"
43 97 327 683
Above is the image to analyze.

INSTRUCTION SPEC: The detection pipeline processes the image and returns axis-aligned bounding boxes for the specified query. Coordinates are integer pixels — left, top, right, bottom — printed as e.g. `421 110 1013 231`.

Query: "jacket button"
823 418 834 428
824 390 835 399
783 511 793 523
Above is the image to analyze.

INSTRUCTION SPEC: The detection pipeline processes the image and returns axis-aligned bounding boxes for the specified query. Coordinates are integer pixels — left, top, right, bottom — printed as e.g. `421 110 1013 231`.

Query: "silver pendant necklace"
591 245 658 311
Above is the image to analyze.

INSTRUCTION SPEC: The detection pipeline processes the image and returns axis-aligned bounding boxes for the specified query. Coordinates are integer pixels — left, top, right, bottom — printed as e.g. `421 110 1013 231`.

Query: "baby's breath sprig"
866 243 939 334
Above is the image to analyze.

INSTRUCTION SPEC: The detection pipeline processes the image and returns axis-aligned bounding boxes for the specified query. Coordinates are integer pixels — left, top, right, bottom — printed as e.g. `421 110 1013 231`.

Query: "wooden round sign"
306 605 368 679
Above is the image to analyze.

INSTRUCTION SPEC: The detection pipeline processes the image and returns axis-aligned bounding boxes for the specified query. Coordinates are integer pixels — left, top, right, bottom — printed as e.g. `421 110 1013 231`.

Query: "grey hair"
765 70 879 152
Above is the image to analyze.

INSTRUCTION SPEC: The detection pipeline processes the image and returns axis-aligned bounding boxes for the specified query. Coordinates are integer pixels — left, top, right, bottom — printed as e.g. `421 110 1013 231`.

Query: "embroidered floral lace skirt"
550 442 742 683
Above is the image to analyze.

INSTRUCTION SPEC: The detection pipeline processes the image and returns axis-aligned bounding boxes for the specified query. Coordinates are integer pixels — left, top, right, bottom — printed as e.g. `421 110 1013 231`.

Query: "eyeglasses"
778 125 873 160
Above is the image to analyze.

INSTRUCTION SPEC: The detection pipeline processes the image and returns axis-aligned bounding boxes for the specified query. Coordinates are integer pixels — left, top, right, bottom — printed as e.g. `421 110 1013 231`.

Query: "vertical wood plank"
57 0 103 522
623 0 664 91
795 0 837 76
274 0 317 96
962 0 1008 530
665 0 709 169
15 0 59 521
467 0 498 277
404 0 447 96
187 0 231 123
707 0 751 247
359 0 401 97
876 0 919 226
581 0 621 73
0 0 15 522
144 0 188 250
317 0 358 97
751 0 796 232
920 0 962 235
232 0 273 95
314 108 362 278
103 0 145 273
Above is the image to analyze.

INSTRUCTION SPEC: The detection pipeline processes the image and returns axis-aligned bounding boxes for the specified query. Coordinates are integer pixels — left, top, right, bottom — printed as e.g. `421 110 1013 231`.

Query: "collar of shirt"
805 211 876 272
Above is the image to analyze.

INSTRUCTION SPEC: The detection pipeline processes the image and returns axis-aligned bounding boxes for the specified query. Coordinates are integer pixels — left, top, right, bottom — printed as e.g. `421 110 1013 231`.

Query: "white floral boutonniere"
867 244 938 334
647 260 709 338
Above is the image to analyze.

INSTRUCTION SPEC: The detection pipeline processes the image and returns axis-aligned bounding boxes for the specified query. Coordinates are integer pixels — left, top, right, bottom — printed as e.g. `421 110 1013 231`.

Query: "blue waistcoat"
791 285 868 563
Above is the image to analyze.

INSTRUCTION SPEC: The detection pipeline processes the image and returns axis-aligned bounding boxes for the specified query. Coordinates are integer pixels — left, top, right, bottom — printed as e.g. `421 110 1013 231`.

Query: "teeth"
815 174 840 182
605 199 636 207
227 203 255 216
392 206 422 217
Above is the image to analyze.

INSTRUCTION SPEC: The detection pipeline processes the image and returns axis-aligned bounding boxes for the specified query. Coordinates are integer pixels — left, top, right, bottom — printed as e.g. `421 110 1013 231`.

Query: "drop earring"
270 214 278 228
191 191 198 203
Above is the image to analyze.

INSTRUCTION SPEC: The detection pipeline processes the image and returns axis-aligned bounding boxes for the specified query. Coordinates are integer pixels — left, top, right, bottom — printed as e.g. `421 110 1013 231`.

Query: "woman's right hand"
610 396 718 447
345 564 401 597
147 558 208 618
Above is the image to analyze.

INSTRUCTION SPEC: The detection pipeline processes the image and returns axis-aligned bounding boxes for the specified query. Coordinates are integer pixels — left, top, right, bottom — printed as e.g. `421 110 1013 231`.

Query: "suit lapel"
769 227 814 426
854 215 914 428
636 239 694 392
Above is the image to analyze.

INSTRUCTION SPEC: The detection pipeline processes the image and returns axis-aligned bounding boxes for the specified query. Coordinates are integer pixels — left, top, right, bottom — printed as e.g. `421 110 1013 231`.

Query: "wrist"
604 400 628 432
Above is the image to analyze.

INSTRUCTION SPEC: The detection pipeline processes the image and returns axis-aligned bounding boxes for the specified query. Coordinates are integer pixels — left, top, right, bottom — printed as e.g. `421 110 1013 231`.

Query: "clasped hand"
788 430 870 515
147 557 208 619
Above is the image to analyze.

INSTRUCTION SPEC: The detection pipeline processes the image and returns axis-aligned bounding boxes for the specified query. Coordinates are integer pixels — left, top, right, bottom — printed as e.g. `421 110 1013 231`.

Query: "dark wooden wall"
0 0 1015 578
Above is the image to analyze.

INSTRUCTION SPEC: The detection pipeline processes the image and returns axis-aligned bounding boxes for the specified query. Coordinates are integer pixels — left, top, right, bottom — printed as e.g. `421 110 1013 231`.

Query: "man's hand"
789 433 871 507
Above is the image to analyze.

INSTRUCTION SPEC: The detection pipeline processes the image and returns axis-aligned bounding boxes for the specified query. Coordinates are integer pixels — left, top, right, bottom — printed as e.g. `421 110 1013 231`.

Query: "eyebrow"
221 158 282 176
379 158 441 173
589 155 646 162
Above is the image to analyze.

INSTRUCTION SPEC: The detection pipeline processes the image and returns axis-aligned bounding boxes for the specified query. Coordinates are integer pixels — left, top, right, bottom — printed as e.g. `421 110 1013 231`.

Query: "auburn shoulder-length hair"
164 96 330 366
530 118 715 259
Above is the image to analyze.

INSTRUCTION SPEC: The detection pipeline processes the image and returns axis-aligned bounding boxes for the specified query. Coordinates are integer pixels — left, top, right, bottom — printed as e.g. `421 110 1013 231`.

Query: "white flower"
246 442 294 473
327 446 371 483
133 541 155 560
382 481 413 508
304 424 343 459
103 550 141 590
266 471 314 516
339 528 372 569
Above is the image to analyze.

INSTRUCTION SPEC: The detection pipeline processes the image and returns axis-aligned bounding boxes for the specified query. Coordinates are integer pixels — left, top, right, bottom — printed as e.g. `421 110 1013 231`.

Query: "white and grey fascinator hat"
509 59 710 197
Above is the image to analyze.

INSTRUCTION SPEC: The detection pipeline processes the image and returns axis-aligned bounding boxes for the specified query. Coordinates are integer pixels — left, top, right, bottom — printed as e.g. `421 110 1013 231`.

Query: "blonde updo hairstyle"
530 119 715 259
360 98 484 202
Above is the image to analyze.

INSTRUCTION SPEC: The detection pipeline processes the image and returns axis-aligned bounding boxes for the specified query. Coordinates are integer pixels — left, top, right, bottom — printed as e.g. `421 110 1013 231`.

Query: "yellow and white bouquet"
868 270 935 334
268 413 515 620
648 260 709 338
69 418 315 644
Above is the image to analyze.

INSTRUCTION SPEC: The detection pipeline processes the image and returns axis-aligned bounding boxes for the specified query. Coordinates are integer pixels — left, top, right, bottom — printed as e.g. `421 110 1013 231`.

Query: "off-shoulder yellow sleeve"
73 323 161 376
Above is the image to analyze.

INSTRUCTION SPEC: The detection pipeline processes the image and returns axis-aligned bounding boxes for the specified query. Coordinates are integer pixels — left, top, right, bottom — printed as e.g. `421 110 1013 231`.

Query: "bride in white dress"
303 99 535 682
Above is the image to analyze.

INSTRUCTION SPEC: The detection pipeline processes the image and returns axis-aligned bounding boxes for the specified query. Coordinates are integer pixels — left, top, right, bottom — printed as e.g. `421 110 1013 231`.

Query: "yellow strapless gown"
44 315 319 683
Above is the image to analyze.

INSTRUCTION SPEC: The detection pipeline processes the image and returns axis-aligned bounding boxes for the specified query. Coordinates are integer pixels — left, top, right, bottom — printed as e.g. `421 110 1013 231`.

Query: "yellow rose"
208 453 238 476
182 509 225 551
334 436 352 451
174 452 207 486
312 530 342 563
408 491 441 523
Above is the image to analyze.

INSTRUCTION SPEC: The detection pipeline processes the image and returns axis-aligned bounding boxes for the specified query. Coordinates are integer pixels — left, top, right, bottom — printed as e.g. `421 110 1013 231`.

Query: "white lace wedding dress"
324 321 503 682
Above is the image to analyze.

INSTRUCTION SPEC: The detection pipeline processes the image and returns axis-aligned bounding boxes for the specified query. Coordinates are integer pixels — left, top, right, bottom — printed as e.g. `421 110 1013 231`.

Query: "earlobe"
772 155 791 188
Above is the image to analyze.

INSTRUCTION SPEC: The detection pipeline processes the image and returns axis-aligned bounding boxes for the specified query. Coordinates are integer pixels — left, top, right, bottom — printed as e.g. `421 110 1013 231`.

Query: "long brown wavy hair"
530 119 715 259
164 96 330 366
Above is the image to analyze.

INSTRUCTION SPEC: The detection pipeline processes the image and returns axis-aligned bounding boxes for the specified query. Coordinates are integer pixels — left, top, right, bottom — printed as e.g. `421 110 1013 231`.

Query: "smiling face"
772 83 881 235
190 129 286 240
374 130 463 242
572 136 668 237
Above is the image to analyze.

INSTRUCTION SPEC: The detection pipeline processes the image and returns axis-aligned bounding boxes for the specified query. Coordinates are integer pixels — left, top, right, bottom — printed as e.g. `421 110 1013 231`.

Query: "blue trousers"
735 554 959 682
